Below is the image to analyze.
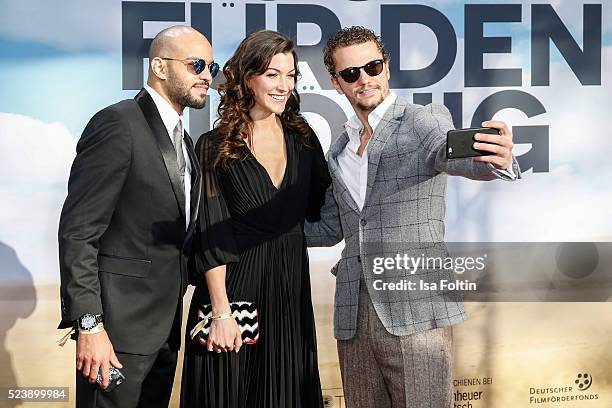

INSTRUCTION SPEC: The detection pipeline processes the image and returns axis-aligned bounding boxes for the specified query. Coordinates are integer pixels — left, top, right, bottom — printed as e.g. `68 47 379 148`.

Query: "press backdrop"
1 1 611 407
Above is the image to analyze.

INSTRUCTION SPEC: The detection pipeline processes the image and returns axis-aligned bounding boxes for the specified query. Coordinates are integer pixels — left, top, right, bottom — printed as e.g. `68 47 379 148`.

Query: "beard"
356 96 383 113
166 74 208 110
354 87 385 113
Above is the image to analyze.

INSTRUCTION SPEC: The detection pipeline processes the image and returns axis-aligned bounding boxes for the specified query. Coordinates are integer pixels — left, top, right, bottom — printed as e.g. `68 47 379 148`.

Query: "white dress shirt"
337 92 516 210
338 92 397 210
145 84 192 228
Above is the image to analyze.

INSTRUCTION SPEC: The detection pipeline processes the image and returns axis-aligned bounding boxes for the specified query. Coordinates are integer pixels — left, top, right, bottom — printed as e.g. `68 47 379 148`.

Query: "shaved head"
149 25 205 59
147 25 213 114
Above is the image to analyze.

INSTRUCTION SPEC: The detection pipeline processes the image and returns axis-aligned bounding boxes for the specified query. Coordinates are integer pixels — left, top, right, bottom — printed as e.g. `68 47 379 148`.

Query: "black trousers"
76 342 178 408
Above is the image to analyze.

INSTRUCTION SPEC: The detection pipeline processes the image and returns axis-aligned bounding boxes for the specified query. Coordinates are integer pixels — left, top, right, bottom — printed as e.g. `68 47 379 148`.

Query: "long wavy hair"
213 30 311 169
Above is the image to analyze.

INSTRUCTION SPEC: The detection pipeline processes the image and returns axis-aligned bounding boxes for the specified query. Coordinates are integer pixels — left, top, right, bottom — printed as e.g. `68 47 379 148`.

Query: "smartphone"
97 366 125 393
446 127 499 159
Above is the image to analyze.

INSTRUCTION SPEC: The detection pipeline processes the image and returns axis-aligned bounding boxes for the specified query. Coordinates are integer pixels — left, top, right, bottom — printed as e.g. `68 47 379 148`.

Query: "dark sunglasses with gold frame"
160 57 220 77
331 59 385 84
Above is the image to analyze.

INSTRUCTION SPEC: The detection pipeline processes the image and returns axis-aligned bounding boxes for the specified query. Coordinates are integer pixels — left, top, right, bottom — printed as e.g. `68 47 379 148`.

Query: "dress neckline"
243 127 290 191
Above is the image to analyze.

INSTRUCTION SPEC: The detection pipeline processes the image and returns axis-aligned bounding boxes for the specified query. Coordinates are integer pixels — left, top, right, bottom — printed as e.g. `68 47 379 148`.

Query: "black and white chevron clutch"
189 301 259 346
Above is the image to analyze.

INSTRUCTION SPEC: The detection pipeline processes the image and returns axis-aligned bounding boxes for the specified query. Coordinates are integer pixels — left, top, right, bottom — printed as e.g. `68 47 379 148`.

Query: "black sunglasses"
160 57 219 77
332 59 385 84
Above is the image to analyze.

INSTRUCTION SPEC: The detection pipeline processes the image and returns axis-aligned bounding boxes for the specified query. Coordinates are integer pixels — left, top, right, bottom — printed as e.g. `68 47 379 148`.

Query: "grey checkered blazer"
305 96 521 340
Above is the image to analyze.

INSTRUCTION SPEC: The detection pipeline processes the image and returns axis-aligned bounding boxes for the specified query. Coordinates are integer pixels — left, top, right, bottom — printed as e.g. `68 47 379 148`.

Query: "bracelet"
211 312 233 321
57 328 76 347
79 323 105 335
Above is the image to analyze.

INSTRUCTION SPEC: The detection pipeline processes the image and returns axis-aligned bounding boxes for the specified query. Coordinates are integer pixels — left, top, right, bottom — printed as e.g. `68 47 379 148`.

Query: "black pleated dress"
180 125 330 408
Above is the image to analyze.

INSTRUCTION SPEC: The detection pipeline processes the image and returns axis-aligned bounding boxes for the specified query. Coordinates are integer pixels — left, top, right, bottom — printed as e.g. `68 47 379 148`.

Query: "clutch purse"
189 301 259 346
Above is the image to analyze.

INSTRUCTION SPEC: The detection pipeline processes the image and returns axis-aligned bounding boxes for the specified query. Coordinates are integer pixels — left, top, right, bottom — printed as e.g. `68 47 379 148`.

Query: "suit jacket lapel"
362 97 407 209
134 89 186 219
328 131 361 214
184 131 201 229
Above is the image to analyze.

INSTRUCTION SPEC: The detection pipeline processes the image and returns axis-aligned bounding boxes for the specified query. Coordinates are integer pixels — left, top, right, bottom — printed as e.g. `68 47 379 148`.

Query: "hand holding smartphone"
97 366 125 392
446 127 500 159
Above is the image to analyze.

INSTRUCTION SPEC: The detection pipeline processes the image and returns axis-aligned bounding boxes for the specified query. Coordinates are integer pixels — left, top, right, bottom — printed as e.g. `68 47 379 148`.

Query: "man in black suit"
58 25 217 407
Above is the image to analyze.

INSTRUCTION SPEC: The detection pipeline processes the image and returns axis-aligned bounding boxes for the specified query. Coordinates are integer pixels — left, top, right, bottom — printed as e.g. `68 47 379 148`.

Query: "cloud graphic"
0 113 76 283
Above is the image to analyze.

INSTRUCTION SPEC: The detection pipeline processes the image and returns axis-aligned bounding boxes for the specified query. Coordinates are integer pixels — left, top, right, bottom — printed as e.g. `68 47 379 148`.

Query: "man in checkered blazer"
305 26 520 408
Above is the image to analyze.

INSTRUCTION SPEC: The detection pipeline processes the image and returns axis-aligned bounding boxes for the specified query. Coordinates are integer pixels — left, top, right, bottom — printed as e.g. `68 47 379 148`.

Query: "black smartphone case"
446 127 499 159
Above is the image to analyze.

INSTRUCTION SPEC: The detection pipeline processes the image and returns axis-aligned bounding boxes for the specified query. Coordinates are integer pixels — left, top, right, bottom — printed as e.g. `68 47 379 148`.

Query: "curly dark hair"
213 30 310 169
323 26 390 74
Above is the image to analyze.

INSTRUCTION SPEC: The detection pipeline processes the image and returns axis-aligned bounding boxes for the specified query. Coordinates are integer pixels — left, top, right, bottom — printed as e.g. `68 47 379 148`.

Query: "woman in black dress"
181 30 329 408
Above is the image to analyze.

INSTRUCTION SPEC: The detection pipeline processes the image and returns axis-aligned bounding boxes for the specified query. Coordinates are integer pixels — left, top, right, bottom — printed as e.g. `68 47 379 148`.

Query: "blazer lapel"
362 97 407 209
134 89 186 219
184 131 201 229
328 131 361 214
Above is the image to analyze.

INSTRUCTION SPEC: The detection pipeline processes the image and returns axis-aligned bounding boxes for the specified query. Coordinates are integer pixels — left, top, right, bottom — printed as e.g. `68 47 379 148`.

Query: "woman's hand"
202 265 242 353
206 317 243 353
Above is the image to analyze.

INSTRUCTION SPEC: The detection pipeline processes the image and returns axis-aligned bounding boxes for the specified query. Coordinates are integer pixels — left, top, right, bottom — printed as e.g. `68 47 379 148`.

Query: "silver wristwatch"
77 314 104 331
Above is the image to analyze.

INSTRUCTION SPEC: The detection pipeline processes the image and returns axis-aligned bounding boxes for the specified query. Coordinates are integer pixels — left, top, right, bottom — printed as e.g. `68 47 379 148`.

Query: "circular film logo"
574 373 593 391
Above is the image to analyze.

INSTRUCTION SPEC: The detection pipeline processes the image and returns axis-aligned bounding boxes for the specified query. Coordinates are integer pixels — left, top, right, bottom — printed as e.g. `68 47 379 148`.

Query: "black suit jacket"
58 89 202 355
